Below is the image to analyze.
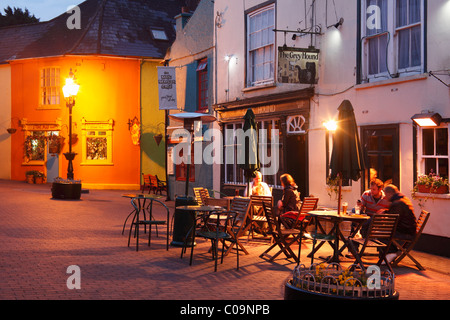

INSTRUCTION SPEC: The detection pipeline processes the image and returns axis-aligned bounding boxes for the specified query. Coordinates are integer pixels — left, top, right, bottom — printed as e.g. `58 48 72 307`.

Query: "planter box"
417 185 449 194
26 175 34 184
51 182 81 200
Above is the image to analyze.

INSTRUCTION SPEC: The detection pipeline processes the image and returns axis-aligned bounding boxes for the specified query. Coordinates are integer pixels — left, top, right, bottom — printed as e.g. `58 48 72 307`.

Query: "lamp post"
62 69 80 180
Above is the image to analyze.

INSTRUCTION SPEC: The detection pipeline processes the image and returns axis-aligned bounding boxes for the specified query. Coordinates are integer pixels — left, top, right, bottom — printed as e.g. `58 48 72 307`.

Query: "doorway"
361 125 399 192
286 134 308 199
46 146 59 182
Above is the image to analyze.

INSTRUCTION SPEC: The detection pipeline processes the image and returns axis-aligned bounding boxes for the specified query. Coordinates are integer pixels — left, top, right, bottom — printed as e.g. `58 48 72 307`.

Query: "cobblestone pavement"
0 180 449 303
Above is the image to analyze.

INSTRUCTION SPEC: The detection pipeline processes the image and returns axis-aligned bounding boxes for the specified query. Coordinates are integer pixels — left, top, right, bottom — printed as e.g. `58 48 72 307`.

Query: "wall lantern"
411 112 443 127
324 120 338 132
127 116 140 145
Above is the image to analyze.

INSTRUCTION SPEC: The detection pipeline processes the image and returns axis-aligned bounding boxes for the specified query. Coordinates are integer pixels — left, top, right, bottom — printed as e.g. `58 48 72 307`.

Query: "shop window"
24 131 46 163
81 119 114 165
246 3 275 87
224 119 282 188
39 67 61 108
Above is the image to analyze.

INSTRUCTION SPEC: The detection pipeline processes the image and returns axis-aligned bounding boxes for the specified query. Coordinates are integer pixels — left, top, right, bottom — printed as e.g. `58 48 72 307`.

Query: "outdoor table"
171 205 224 247
121 193 164 235
305 210 370 264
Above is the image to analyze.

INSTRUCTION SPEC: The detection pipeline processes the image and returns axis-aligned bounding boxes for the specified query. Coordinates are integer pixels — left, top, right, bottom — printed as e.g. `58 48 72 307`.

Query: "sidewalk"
0 179 449 301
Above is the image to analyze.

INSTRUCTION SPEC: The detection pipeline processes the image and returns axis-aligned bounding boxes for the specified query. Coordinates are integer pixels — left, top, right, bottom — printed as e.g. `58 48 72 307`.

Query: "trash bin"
171 196 198 247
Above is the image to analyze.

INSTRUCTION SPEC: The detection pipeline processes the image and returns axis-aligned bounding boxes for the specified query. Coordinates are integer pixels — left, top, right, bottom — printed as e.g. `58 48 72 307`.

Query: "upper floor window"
246 3 275 87
361 0 424 83
40 67 61 107
197 58 208 111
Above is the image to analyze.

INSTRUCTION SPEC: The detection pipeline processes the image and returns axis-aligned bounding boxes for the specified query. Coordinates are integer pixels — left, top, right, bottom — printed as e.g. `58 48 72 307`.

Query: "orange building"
0 0 191 189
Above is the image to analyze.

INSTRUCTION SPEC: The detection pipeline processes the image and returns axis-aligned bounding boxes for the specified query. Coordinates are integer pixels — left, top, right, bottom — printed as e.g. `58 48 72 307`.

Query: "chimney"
175 10 192 34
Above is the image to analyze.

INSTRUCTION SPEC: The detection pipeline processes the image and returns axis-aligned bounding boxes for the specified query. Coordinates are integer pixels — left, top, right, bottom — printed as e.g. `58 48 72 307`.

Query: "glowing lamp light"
324 120 338 132
62 77 80 98
411 112 442 127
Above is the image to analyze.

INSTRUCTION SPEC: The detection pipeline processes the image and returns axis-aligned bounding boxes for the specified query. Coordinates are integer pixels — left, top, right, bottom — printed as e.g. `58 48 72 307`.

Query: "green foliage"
0 6 39 27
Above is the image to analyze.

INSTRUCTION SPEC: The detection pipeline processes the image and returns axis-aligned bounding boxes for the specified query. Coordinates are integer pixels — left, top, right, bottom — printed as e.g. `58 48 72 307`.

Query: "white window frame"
246 3 275 88
361 0 424 83
417 124 450 179
39 67 61 109
81 119 114 166
223 118 282 188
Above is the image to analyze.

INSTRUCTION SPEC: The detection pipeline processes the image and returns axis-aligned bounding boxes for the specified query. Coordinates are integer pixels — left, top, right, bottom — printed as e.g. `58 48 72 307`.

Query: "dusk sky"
0 0 84 22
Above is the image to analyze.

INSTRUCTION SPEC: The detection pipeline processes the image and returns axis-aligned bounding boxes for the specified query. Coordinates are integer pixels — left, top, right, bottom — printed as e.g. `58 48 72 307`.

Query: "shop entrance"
286 134 308 199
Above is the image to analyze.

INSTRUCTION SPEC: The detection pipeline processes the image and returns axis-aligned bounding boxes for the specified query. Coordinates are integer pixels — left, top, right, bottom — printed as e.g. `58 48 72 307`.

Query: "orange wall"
10 56 141 188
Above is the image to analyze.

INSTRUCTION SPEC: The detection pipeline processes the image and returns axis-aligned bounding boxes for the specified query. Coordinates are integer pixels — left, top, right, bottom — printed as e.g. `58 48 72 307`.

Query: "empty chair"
141 174 155 194
347 213 399 274
248 195 273 239
222 197 252 256
391 210 430 270
127 196 170 252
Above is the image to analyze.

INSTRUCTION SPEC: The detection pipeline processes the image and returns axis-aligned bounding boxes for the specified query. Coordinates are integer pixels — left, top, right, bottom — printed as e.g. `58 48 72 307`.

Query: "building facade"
213 0 450 255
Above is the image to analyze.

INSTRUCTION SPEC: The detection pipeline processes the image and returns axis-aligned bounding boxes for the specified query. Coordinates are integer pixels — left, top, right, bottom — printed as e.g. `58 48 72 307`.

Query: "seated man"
360 178 390 216
357 179 390 237
382 184 417 262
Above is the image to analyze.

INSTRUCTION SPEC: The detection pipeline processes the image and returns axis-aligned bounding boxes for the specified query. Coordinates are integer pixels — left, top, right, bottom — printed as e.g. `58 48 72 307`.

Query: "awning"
196 60 207 71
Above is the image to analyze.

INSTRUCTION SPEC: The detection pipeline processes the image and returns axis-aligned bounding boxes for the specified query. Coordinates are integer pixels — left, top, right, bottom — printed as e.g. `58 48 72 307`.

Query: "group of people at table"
245 171 417 264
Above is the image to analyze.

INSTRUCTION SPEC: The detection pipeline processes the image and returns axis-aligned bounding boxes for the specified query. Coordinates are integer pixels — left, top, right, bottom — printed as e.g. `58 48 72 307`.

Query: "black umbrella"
239 108 260 192
330 100 365 214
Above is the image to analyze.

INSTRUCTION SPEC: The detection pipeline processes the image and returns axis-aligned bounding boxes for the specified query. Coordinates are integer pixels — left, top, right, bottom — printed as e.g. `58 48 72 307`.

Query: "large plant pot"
284 280 399 301
35 177 44 184
51 182 81 200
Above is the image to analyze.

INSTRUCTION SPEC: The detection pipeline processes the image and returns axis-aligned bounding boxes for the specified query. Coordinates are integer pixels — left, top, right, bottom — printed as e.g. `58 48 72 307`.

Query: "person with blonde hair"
244 171 271 197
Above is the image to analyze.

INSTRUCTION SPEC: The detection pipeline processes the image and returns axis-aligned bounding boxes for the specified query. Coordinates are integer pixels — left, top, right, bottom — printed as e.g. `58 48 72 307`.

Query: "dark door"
361 125 399 192
286 134 308 199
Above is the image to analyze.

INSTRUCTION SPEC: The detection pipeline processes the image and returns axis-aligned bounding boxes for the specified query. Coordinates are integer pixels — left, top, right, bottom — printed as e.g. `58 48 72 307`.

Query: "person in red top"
360 179 390 215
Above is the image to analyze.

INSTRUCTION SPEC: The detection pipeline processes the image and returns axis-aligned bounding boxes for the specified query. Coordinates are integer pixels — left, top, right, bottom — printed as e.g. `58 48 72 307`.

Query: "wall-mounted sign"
157 66 177 110
278 47 320 84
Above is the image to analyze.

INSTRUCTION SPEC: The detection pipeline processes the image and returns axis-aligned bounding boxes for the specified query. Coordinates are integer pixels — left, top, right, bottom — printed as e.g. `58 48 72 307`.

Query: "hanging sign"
157 66 178 110
278 47 320 84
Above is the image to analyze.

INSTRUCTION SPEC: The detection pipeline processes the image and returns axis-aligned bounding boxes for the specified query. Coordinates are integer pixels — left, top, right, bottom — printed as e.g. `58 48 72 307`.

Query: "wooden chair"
127 197 170 251
347 213 399 274
248 195 273 240
141 174 155 194
391 210 430 270
193 187 208 205
259 202 301 263
222 197 252 256
290 197 319 231
156 175 167 195
148 175 163 195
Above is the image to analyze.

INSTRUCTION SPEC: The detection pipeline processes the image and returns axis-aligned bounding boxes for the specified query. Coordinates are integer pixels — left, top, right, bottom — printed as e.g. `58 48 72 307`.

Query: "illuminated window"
81 119 114 165
418 126 449 179
24 131 46 163
40 67 61 108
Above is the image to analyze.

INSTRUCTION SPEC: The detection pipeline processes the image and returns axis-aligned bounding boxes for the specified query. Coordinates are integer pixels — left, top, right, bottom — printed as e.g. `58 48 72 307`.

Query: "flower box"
417 185 449 194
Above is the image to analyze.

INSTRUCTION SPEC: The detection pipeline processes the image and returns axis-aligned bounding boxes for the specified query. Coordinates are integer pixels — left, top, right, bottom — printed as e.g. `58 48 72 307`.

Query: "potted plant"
25 170 37 184
35 171 46 184
414 174 449 194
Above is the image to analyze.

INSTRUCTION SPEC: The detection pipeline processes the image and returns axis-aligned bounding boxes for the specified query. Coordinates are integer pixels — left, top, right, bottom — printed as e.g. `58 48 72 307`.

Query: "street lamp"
62 69 80 180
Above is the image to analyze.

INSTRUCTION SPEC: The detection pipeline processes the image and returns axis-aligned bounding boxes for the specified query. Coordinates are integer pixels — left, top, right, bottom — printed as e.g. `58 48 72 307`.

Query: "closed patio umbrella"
330 100 365 214
239 108 260 193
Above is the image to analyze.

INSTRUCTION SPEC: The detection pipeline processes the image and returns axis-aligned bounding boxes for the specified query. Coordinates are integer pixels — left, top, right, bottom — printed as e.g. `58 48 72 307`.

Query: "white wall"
214 0 450 238
0 65 12 179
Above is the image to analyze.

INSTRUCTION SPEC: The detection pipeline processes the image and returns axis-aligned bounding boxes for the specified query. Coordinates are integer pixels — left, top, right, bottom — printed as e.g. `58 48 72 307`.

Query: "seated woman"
277 174 301 228
244 171 272 197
